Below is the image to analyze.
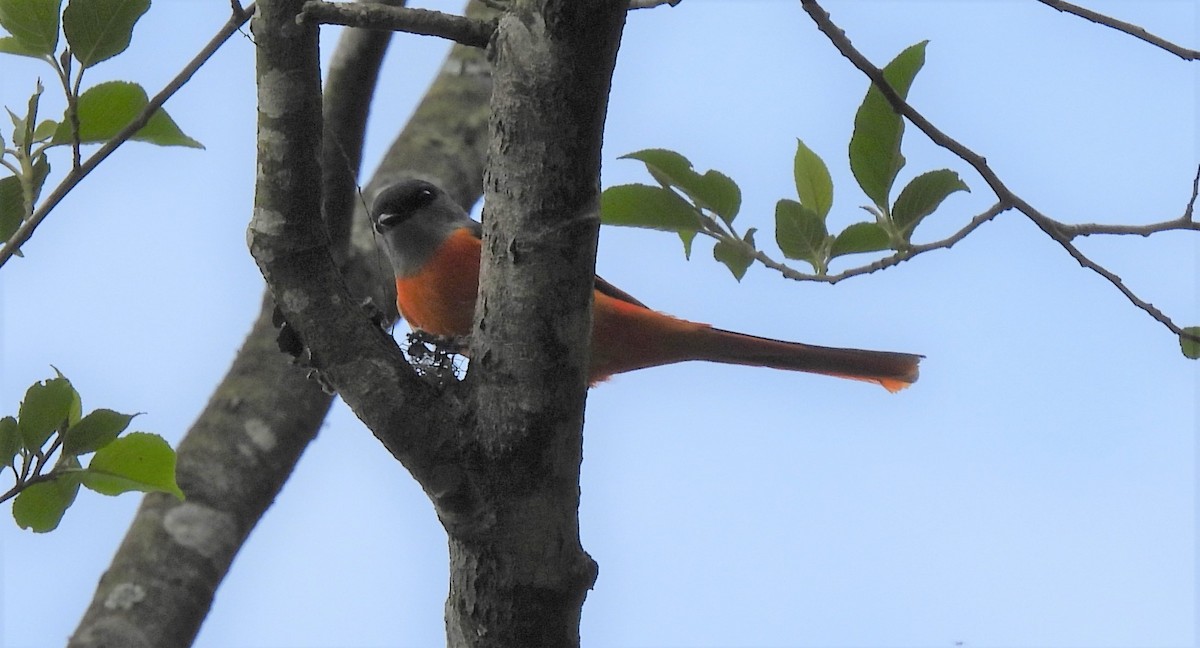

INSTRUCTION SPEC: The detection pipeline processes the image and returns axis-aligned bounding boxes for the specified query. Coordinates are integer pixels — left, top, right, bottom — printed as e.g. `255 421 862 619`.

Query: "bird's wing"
467 218 647 309
594 275 648 309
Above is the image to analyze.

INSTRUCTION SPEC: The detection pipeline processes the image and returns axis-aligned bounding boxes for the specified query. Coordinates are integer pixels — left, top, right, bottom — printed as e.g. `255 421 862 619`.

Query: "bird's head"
370 179 478 277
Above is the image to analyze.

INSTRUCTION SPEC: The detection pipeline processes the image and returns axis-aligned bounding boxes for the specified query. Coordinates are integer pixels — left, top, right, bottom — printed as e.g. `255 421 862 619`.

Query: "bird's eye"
376 213 401 232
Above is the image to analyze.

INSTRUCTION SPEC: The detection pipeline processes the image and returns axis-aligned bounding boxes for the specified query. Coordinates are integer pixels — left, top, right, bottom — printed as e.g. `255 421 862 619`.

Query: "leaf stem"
0 2 256 268
800 0 1195 337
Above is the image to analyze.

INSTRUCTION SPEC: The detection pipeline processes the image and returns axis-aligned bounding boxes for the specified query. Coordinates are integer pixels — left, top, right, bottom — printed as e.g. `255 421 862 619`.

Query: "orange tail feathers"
678 327 921 393
588 292 921 390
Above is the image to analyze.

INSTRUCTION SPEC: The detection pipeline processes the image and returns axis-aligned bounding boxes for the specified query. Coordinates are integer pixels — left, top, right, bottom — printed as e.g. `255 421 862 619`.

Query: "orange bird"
371 179 921 391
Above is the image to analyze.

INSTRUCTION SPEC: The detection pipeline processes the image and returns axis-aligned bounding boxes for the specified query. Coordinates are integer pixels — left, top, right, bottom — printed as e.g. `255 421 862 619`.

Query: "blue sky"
1 1 1196 646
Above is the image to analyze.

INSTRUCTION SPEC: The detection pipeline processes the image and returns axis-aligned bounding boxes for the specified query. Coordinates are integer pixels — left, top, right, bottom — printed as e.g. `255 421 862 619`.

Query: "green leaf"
29 154 50 206
17 376 76 451
54 366 83 426
130 102 202 148
53 81 202 147
849 41 928 211
830 221 892 258
32 118 57 142
63 408 137 456
775 198 828 272
793 138 833 218
620 149 741 223
0 175 24 241
0 416 20 469
600 183 702 232
12 473 80 532
6 107 25 146
62 0 148 68
891 169 969 238
12 80 44 151
81 432 183 499
0 0 62 58
677 229 697 260
0 35 50 59
1180 327 1200 360
713 228 756 282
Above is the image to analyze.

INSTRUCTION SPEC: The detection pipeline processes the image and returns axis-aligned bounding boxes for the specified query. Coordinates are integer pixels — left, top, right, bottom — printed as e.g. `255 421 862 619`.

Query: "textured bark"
323 0 406 258
443 2 630 646
69 2 493 645
250 1 630 646
66 302 330 648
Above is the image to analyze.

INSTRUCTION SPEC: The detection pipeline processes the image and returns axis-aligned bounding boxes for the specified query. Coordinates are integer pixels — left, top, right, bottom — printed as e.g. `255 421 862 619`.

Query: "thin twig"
1054 168 1200 237
0 3 256 269
1037 0 1200 61
801 0 1194 337
739 201 1010 284
1055 217 1200 238
1184 164 1199 222
630 0 682 9
299 1 495 48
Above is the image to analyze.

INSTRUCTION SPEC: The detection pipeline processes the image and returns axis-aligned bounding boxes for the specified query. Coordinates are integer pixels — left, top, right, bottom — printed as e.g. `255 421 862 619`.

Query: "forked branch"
1036 0 1200 61
299 1 495 47
0 2 255 269
800 0 1197 339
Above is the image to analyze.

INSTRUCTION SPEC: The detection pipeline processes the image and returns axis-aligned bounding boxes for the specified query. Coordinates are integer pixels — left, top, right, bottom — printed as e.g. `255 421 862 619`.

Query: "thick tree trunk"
249 2 630 646
441 2 630 646
71 2 493 645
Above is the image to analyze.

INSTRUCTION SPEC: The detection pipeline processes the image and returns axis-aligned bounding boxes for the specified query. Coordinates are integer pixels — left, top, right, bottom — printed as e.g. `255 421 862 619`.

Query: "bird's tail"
687 327 922 392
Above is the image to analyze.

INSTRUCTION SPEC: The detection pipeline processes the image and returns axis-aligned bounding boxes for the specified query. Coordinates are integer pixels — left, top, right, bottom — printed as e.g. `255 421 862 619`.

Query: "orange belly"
391 229 917 390
393 228 687 382
394 228 481 336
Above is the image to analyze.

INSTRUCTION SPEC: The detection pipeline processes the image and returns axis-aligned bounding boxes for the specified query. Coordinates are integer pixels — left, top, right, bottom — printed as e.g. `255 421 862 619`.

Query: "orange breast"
394 227 482 337
396 228 699 383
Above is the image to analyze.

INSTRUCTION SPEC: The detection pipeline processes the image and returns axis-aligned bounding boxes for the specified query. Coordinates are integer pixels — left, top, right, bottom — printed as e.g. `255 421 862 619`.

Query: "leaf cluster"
0 371 182 533
0 0 200 256
601 41 967 280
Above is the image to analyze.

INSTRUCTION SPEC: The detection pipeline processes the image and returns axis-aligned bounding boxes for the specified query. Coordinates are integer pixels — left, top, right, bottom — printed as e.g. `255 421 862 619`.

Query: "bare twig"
735 201 1011 284
231 0 251 22
1184 163 1199 222
0 3 256 269
1055 218 1200 238
299 1 495 47
1037 0 1200 61
801 0 1195 337
630 0 682 9
1055 170 1200 237
0 471 60 505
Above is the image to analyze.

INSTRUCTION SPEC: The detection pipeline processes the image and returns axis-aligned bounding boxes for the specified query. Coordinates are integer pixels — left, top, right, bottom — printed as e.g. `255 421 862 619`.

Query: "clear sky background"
1 1 1196 647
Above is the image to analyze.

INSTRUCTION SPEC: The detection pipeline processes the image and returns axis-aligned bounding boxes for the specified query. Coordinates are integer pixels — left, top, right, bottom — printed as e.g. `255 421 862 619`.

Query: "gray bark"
250 0 630 646
69 1 493 645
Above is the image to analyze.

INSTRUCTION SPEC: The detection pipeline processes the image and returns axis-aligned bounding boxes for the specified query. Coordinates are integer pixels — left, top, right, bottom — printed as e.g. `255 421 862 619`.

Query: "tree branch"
740 201 1012 284
1036 0 1200 61
801 0 1195 338
629 0 681 9
0 2 254 269
1055 164 1200 237
299 1 495 47
1056 218 1200 238
434 1 630 644
322 0 405 256
70 1 495 645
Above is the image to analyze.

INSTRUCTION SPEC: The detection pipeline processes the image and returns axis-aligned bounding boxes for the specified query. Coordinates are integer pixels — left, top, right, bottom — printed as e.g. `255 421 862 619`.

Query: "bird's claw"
406 330 469 384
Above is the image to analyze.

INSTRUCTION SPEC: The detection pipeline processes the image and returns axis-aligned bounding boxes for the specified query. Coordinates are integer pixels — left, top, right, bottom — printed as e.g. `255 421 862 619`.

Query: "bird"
370 178 921 391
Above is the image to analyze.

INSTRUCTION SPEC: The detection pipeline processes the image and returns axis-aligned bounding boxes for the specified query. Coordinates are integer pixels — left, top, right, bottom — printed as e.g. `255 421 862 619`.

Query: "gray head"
371 179 478 277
